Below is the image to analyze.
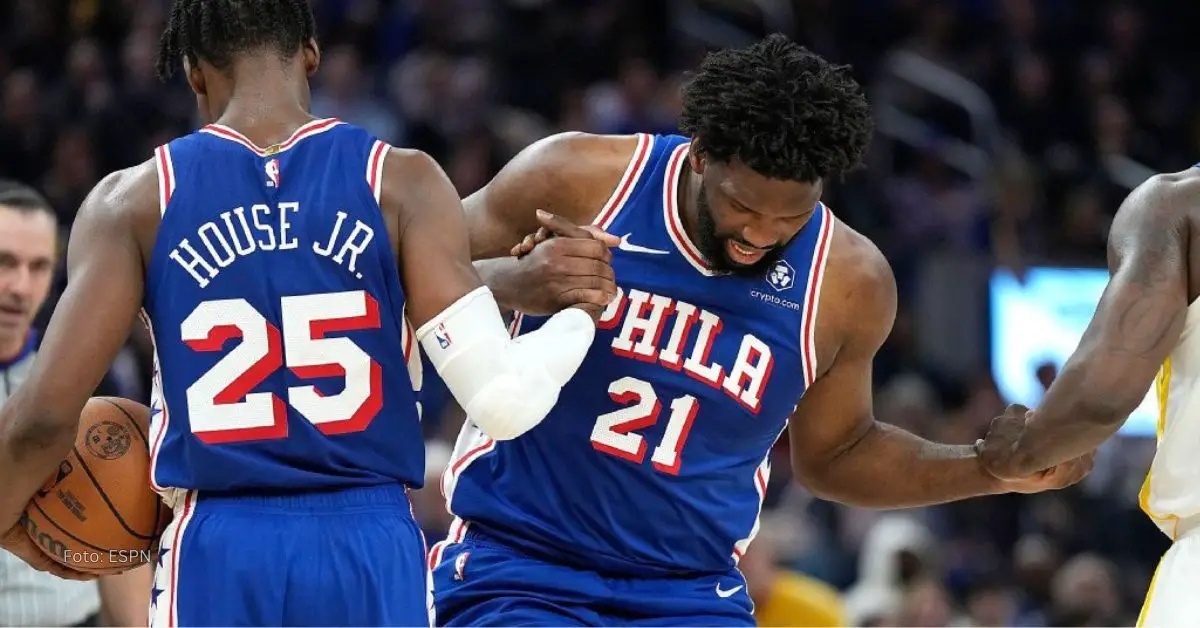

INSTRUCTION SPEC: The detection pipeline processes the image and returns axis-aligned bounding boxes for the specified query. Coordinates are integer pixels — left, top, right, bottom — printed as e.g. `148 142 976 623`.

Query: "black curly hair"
679 34 873 183
156 0 316 81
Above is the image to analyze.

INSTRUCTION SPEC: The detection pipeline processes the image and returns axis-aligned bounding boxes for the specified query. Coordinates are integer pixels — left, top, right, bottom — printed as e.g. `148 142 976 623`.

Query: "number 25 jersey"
141 119 425 495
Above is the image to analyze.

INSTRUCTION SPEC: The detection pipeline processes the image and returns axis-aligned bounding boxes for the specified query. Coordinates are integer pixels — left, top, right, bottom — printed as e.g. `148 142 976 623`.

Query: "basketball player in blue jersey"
0 1 600 625
430 35 1095 626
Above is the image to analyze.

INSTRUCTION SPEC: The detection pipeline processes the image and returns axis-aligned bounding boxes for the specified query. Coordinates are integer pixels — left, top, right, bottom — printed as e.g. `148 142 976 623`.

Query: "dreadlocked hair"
679 34 874 183
156 0 316 81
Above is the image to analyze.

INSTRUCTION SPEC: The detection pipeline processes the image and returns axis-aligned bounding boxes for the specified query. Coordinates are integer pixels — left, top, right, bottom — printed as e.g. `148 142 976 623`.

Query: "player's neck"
677 164 703 245
214 66 315 147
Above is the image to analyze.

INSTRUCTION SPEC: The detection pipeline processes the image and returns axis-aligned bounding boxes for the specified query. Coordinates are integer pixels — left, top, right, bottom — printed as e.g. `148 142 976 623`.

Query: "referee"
0 180 150 626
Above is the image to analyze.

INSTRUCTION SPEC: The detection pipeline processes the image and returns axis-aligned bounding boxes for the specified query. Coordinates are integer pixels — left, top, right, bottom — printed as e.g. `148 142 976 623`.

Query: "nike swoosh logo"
617 234 669 255
715 583 744 598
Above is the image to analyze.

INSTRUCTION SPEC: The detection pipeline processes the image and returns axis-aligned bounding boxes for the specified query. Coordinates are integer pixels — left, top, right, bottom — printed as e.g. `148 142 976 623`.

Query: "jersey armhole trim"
592 133 652 230
154 144 176 217
799 203 835 388
367 140 390 206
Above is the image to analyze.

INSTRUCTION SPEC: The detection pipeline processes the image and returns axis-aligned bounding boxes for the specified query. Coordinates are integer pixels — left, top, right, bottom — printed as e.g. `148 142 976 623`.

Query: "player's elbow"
1 403 77 464
418 288 596 442
791 451 859 505
463 367 563 441
795 470 885 509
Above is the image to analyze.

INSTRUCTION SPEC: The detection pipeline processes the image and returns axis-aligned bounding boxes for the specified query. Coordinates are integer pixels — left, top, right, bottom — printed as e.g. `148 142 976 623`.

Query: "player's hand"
988 449 1094 494
978 403 1095 492
504 210 620 321
510 210 621 257
0 521 97 581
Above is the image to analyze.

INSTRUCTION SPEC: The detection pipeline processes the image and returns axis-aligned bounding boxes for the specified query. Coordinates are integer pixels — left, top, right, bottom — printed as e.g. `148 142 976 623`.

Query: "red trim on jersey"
662 144 713 275
154 145 175 212
507 312 525 337
428 517 470 571
140 309 171 493
732 464 770 561
167 491 196 627
594 134 652 230
199 118 343 156
800 204 834 387
402 316 414 362
367 140 389 203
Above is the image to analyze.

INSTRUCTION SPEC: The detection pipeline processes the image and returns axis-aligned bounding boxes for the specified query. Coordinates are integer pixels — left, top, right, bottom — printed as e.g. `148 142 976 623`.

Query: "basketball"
21 397 170 574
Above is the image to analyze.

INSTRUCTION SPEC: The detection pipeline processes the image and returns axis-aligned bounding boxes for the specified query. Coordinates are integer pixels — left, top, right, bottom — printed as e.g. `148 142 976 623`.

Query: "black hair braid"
156 0 316 81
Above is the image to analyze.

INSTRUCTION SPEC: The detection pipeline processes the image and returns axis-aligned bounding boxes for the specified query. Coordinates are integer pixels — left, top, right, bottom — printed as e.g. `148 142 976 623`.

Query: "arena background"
1 0 1187 624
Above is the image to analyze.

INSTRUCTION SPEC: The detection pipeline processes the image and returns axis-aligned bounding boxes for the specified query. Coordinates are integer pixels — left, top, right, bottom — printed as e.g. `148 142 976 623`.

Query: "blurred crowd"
1 0 1189 625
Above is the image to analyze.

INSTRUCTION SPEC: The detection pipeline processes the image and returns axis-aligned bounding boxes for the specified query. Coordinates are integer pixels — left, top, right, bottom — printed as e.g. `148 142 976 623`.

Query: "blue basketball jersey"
437 134 834 577
141 119 426 495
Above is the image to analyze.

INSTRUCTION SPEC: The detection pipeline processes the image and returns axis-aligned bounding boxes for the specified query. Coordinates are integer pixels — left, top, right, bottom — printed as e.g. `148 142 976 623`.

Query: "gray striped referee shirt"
0 342 100 627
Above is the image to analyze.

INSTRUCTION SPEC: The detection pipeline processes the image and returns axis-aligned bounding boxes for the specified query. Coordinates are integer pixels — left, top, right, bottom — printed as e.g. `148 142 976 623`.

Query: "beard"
693 188 787 277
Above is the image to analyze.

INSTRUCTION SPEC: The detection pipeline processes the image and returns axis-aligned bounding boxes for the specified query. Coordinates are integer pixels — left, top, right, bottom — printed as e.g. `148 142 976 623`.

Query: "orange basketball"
22 397 171 574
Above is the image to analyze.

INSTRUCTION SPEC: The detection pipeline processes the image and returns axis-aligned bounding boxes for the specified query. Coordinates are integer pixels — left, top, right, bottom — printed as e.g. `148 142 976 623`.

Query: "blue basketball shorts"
430 526 754 627
149 484 431 627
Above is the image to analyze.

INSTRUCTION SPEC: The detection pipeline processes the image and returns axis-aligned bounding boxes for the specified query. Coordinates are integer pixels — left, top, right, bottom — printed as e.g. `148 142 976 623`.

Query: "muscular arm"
465 132 623 259
789 231 1003 508
0 163 153 532
466 133 629 309
381 148 594 440
993 173 1190 476
383 148 488 328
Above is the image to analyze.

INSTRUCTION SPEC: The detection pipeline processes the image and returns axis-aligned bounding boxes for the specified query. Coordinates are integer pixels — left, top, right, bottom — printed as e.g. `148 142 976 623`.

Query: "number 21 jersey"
438 134 834 577
140 119 425 495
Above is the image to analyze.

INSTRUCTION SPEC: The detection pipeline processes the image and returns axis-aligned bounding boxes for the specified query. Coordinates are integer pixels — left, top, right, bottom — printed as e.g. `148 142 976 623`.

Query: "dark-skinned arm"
984 173 1191 478
464 132 622 313
790 230 1089 508
380 147 596 440
0 161 155 577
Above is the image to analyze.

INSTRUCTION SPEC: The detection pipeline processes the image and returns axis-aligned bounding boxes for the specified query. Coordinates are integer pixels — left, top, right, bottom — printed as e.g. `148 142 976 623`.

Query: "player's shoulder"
75 159 161 248
818 216 897 353
1119 168 1200 220
85 159 159 220
1109 169 1200 248
521 131 642 168
501 132 646 222
825 216 894 304
510 131 643 189
381 145 442 178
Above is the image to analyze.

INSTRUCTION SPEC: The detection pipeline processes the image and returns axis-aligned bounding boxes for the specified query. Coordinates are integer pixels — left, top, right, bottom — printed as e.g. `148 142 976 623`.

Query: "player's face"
692 156 822 277
0 206 56 353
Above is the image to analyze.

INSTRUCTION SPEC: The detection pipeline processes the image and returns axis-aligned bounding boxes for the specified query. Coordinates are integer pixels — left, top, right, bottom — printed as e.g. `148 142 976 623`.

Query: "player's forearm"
0 396 77 528
473 257 523 311
1004 355 1140 477
419 287 593 440
798 422 1003 509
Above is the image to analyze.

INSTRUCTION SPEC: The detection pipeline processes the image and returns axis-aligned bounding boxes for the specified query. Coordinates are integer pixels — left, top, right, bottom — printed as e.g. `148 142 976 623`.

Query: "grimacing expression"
689 151 823 277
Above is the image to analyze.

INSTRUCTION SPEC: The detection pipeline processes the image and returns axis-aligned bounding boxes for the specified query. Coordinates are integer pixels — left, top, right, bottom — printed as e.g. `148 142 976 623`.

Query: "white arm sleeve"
416 287 595 440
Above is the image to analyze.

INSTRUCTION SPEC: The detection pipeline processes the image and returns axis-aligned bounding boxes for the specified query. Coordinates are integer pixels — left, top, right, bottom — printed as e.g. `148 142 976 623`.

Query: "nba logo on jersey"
265 158 280 188
435 323 452 349
766 260 795 292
